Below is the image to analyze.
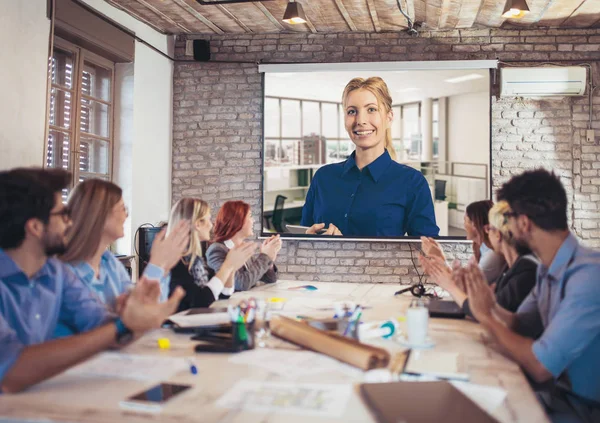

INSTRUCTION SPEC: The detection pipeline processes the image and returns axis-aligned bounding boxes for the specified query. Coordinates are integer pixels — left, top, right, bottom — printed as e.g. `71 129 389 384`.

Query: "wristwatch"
114 317 133 344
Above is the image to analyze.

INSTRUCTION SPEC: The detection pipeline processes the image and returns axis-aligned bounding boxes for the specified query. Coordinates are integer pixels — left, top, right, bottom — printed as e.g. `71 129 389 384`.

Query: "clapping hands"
261 235 282 261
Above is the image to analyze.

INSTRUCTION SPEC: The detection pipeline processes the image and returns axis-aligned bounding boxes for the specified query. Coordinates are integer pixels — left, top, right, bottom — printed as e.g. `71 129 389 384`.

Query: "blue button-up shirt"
66 251 133 309
54 252 168 338
0 249 111 385
301 150 439 237
516 233 600 403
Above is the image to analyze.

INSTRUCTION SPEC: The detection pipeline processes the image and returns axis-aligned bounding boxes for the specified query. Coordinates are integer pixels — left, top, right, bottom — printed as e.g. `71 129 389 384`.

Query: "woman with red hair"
206 200 281 291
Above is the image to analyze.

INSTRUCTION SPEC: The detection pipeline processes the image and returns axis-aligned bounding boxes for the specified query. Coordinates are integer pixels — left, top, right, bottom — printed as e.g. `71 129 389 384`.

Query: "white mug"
406 299 429 346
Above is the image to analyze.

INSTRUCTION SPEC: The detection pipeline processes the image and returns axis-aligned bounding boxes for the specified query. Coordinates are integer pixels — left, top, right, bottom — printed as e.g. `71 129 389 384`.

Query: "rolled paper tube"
270 315 390 371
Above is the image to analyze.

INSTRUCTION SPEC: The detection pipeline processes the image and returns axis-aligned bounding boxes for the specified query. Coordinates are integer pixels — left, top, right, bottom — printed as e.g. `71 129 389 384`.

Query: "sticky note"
157 338 171 349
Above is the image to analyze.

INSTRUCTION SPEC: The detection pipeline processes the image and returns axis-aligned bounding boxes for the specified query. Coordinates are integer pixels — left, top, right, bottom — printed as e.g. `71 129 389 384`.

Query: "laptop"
427 299 465 319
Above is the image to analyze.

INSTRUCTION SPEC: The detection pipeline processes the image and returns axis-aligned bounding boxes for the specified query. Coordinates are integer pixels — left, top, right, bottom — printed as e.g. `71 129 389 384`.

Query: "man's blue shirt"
0 249 111 385
516 233 600 403
301 150 439 237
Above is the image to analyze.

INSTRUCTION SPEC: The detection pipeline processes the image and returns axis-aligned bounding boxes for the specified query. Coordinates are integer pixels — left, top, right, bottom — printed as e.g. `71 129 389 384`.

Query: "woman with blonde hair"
419 201 538 320
57 179 189 336
167 198 257 311
301 76 438 237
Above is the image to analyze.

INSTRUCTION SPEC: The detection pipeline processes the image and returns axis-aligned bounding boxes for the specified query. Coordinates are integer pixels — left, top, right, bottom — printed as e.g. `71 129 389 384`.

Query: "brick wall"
172 28 600 284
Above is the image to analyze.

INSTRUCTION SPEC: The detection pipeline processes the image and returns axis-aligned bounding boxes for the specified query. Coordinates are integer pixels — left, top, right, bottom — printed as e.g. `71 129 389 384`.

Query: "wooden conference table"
0 281 549 423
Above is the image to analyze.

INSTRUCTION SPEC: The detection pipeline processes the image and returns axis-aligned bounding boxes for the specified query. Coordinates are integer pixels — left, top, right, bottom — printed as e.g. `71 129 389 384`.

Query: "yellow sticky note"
157 338 171 349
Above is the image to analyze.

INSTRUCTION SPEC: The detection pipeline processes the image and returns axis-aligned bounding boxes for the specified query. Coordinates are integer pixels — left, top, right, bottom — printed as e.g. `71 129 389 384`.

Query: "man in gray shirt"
459 169 600 423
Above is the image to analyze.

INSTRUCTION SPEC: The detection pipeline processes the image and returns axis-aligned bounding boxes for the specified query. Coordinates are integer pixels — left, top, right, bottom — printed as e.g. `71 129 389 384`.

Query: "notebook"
427 299 465 319
403 350 469 381
360 381 498 423
168 307 230 328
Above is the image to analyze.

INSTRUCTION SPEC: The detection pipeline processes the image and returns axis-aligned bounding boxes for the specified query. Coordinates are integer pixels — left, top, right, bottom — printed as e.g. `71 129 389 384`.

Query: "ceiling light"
445 74 485 84
283 1 307 25
502 0 530 18
396 88 420 93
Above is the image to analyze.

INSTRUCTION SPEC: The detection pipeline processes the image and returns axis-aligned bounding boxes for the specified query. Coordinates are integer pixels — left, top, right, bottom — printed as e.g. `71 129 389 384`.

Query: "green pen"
237 315 248 342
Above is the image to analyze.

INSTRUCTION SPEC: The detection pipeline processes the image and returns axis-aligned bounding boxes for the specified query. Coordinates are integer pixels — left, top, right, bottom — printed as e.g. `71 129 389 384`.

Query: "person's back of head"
497 168 568 232
169 197 209 270
488 201 532 256
0 167 70 250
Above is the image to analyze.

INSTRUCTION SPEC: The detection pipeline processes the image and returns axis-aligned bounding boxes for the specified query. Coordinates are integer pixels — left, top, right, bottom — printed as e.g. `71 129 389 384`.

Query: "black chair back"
434 180 447 201
272 195 287 232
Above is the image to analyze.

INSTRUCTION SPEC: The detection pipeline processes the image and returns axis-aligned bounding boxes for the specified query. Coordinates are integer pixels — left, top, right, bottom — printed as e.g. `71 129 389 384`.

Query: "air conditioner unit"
500 66 587 97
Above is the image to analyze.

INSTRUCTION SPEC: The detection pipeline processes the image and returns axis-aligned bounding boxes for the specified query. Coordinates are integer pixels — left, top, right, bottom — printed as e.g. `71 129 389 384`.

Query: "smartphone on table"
119 383 192 413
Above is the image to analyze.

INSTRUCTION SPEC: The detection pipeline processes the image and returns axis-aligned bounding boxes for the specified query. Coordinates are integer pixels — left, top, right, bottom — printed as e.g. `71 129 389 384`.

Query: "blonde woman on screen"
301 76 439 237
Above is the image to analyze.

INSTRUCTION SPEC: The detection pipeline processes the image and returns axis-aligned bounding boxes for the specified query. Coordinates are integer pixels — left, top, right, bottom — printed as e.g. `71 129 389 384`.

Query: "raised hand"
418 255 453 290
223 241 258 271
148 221 190 271
464 264 497 326
420 236 446 261
451 259 467 292
261 235 282 261
120 284 185 333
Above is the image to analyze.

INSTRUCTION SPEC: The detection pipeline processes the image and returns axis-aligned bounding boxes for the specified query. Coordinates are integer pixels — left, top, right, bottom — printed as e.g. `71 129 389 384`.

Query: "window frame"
45 36 116 187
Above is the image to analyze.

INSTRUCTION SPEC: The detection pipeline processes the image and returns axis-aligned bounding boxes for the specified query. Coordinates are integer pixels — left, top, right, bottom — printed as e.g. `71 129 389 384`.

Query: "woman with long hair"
300 76 439 237
419 201 537 319
464 200 506 283
57 179 188 335
206 200 281 292
167 198 257 310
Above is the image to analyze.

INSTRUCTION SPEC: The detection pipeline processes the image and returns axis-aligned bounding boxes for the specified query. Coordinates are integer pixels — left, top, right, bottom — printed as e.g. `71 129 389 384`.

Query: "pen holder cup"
232 321 255 351
337 317 360 341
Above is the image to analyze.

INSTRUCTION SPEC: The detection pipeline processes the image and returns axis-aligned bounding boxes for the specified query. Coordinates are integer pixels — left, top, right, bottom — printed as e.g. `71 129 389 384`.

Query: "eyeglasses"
49 206 71 223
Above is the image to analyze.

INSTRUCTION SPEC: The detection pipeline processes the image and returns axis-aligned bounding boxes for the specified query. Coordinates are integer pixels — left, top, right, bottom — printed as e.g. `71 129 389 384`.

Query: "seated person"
300 76 439 237
461 169 600 423
0 168 185 393
167 198 257 311
59 179 186 313
420 200 538 320
421 200 506 284
206 200 281 291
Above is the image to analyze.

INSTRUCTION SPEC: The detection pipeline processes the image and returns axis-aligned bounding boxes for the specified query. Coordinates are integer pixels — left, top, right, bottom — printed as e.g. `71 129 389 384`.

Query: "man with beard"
458 169 600 422
0 168 186 393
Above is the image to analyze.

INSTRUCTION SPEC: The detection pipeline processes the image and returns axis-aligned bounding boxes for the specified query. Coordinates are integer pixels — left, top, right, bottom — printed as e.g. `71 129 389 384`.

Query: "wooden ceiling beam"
254 2 285 30
333 0 357 31
405 0 416 23
560 0 600 27
438 0 453 29
303 15 318 33
171 0 224 34
131 0 193 33
456 0 484 28
104 0 168 34
216 4 252 32
365 0 381 32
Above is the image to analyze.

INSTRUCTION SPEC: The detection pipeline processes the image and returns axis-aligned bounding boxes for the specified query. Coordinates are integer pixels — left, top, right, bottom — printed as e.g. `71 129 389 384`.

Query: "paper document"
168 307 229 328
450 381 507 415
216 380 352 417
404 350 469 381
229 349 361 379
65 352 189 381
